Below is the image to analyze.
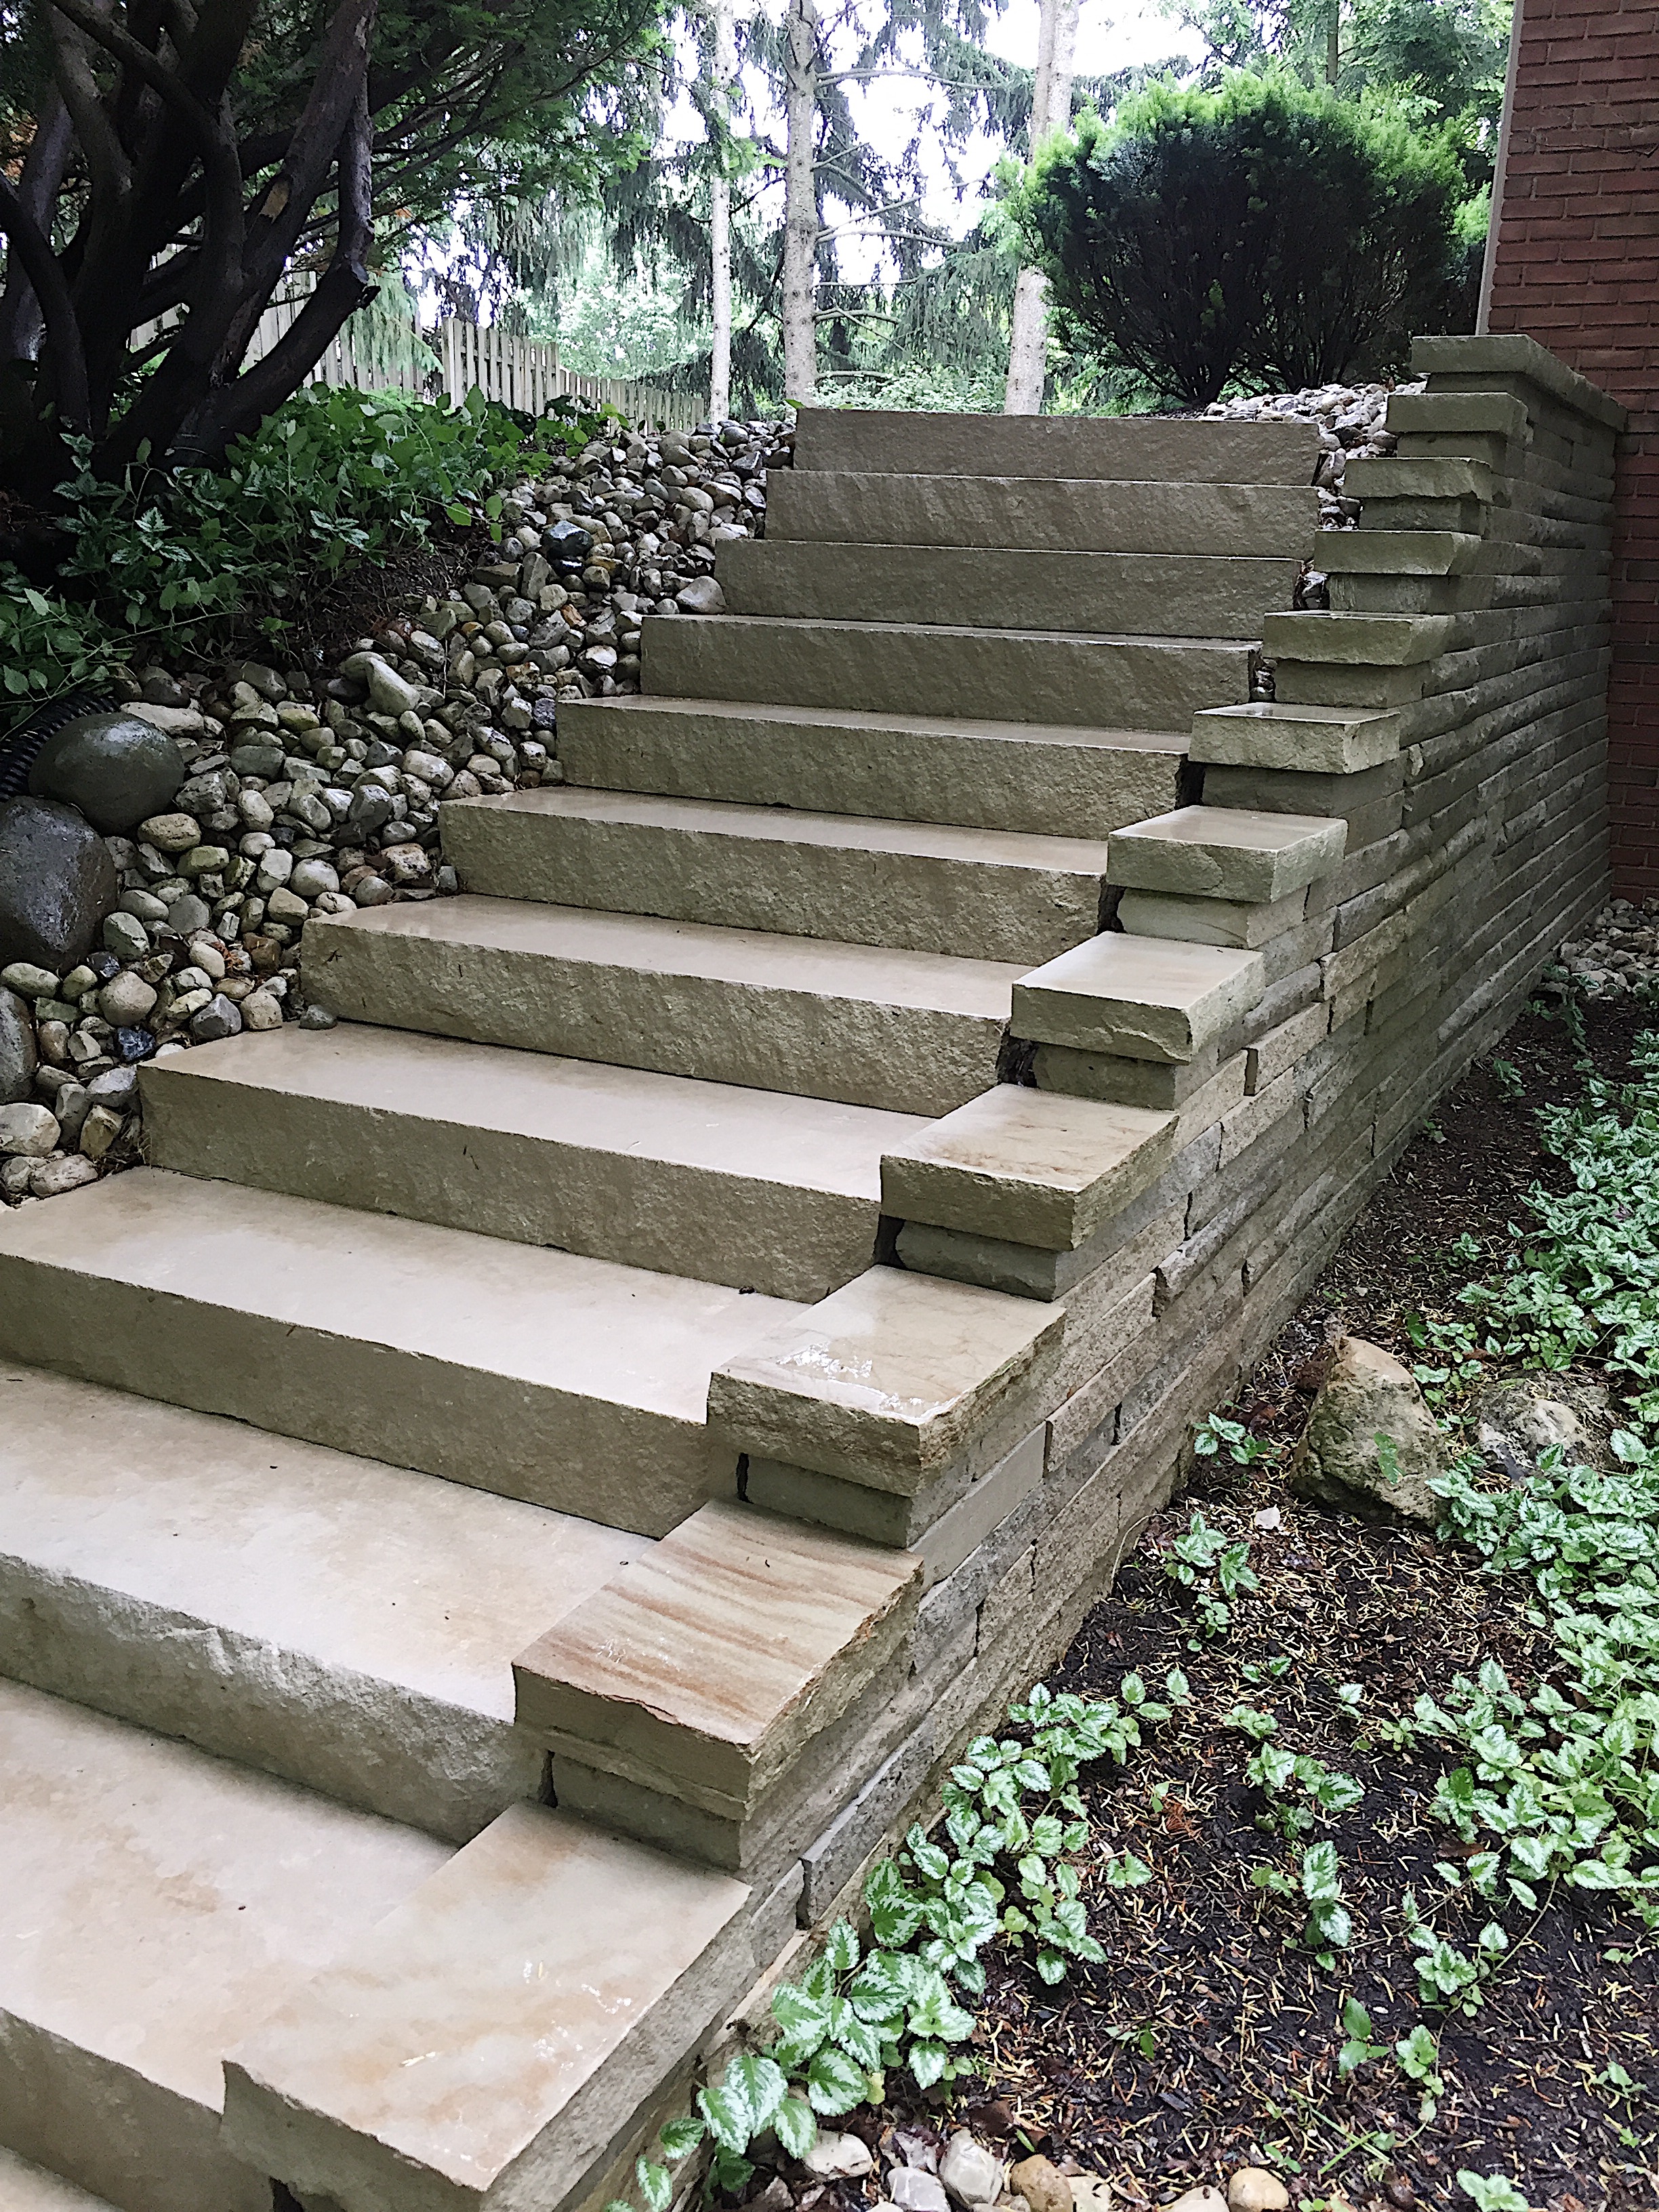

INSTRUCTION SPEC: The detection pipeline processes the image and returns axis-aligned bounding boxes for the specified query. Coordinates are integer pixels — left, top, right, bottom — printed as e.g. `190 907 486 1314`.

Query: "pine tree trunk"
781 0 819 405
708 0 736 422
1004 0 1080 415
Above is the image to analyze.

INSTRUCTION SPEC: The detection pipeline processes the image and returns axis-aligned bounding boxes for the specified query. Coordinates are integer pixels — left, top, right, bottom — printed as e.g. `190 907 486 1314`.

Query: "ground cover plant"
622 989 1657 2212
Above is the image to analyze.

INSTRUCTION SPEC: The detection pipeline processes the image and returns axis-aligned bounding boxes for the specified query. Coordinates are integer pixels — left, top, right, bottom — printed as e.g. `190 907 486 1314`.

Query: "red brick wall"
1484 0 1659 893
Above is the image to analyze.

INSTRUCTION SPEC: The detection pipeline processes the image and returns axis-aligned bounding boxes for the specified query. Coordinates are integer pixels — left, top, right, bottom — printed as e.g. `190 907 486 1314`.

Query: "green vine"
609 1668 1189 2210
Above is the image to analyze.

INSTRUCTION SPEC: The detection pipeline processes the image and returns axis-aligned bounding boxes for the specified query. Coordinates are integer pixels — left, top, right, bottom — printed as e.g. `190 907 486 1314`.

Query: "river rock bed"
1200 380 1421 527
0 414 790 1205
1558 897 1659 996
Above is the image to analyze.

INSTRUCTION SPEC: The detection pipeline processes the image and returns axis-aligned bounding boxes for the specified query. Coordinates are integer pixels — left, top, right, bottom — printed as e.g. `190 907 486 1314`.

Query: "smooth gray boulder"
1289 1334 1448 1525
27 710 186 834
0 797 119 969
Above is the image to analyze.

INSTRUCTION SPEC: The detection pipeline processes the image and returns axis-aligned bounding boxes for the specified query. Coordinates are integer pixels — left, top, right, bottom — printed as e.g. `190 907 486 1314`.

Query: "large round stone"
0 985 36 1105
27 710 186 834
0 797 119 970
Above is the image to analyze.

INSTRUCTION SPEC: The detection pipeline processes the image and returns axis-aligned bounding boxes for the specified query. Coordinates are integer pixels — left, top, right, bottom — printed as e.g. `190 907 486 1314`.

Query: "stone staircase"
0 404 1325 2212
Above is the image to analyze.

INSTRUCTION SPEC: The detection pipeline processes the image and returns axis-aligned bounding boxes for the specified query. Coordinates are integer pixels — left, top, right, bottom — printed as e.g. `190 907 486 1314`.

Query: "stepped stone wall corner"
0 329 1620 2212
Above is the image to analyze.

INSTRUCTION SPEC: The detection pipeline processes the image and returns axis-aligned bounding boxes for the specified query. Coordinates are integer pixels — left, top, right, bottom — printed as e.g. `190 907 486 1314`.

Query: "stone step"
0 1356 647 1841
1107 804 1347 902
880 1085 1176 1252
558 695 1187 840
515 1500 922 1875
0 2147 117 2211
766 468 1319 556
710 1265 1064 1508
643 613 1252 733
304 897 1022 1118
141 1025 916 1303
0 1675 447 2212
440 787 1111 964
221 1803 754 2212
792 405 1319 483
1015 933 1265 1065
1190 702 1401 775
716 539 1298 638
0 1168 800 1538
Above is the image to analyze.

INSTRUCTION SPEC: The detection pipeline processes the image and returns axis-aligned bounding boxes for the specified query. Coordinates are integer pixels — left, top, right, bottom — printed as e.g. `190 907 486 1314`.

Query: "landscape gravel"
0 413 790 1204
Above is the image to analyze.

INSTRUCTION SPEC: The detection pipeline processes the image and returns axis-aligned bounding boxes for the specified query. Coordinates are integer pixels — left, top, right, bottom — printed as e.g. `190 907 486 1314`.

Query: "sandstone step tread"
221 1803 753 2212
765 468 1319 557
440 787 1113 964
0 1357 647 1840
516 1500 921 1818
0 1676 447 2212
717 539 1298 638
0 1168 800 1537
451 784 1116 872
142 1025 920 1302
792 405 1319 482
558 694 1187 839
304 897 1023 1118
644 613 1252 733
1190 701 1401 773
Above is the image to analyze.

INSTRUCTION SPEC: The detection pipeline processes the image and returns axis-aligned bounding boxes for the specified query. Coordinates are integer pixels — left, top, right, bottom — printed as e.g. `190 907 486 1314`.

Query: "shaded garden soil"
963 995 1659 2212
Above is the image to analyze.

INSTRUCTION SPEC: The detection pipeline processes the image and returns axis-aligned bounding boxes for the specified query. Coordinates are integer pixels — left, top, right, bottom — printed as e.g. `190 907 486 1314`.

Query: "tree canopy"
0 0 663 495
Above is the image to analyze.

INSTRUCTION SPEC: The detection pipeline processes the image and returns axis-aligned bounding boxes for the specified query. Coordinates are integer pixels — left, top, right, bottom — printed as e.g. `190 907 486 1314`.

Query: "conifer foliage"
1009 70 1467 407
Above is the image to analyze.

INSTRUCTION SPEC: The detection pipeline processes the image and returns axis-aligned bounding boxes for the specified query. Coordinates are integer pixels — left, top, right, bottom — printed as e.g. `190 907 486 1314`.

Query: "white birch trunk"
781 0 819 405
708 0 736 423
1004 0 1080 415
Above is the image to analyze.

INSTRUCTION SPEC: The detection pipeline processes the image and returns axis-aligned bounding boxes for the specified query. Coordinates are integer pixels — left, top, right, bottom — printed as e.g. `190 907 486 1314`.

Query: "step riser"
0 2015 267 2212
0 1559 544 1844
441 800 1105 964
306 922 1009 1117
766 470 1319 555
643 616 1252 733
0 1255 734 1540
557 701 1186 839
142 1065 880 1303
717 541 1298 639
792 406 1319 483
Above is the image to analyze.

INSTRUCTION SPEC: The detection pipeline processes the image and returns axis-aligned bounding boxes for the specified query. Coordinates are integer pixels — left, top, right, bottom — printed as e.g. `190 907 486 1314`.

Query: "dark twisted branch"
0 175 91 431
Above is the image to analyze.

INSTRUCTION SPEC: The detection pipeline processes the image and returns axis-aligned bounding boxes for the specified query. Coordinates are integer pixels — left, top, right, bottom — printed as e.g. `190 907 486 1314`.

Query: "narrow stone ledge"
881 1085 1175 1251
1013 934 1264 1065
1107 804 1347 903
1189 703 1402 775
1340 457 1496 508
512 1500 920 1817
707 1265 1064 1490
1320 530 1482 576
1385 392 1532 444
1118 886 1307 949
1261 612 1456 667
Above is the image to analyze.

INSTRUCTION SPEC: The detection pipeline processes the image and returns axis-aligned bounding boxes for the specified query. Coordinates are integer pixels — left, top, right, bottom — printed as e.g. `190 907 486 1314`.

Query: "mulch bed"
957 994 1659 2211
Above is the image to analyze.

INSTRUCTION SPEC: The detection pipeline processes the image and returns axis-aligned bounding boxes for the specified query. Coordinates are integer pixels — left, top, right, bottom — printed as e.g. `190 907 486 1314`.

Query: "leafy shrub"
1010 71 1467 406
0 384 615 737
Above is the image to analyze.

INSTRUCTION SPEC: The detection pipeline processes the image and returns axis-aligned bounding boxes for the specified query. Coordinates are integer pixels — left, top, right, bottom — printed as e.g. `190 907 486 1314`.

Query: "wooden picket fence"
134 279 699 429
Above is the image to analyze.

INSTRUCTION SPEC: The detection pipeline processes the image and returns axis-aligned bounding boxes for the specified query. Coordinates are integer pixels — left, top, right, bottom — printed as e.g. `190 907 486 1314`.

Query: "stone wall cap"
1411 333 1628 433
